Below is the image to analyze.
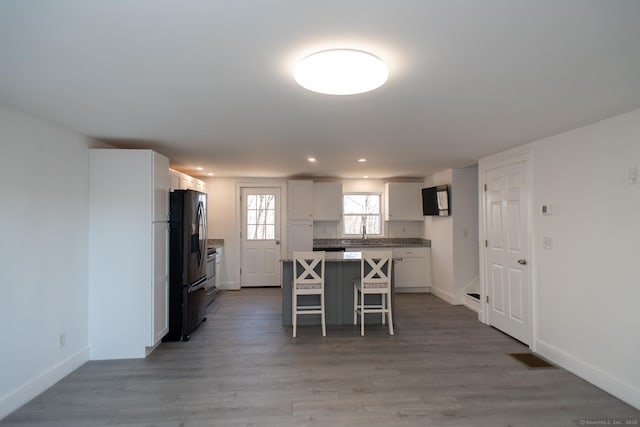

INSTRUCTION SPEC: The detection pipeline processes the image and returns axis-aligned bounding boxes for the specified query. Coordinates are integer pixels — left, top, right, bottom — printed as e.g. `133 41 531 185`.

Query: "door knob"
517 259 527 265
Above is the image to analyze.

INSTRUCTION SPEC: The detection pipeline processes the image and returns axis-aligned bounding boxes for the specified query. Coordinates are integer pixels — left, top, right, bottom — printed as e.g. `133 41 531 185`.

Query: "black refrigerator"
164 189 208 341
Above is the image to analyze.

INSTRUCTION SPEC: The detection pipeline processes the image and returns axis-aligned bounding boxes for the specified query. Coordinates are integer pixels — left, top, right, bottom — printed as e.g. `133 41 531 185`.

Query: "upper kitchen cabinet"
385 182 423 221
287 180 313 220
169 168 206 193
313 181 343 221
89 149 170 360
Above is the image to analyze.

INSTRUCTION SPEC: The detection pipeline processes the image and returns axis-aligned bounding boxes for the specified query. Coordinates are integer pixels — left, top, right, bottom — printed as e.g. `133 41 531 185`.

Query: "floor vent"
509 353 555 369
466 293 480 300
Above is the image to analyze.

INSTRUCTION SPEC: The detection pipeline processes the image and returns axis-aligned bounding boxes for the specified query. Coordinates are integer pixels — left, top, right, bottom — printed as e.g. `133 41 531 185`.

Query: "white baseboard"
430 286 455 305
219 280 239 290
395 286 430 293
462 294 480 313
0 347 89 420
454 276 480 305
536 339 640 410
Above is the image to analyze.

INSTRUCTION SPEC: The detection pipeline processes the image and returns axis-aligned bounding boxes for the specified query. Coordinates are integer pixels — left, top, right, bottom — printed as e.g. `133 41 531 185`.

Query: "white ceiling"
1 1 640 179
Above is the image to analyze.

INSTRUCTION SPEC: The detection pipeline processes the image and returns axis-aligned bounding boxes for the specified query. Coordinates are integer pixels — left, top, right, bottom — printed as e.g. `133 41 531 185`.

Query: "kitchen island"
281 252 395 327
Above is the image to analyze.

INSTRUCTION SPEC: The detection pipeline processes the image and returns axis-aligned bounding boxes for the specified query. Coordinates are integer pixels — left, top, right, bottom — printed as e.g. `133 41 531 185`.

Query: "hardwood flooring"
2 289 638 426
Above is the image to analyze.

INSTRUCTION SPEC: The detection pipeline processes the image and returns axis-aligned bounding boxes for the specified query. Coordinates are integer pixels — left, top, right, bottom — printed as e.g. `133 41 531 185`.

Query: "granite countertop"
207 239 224 250
313 237 430 249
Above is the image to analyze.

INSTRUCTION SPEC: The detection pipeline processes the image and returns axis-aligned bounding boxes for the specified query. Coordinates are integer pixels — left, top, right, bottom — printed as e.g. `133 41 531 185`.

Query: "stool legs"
360 289 365 336
353 287 394 336
386 293 394 335
292 291 297 338
321 292 326 337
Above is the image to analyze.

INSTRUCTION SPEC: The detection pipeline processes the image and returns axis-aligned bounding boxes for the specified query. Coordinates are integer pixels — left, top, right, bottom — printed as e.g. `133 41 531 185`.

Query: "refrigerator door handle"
196 201 207 268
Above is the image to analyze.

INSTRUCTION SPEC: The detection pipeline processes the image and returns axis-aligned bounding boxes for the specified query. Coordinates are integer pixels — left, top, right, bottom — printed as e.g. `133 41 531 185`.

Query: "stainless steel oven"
204 249 217 305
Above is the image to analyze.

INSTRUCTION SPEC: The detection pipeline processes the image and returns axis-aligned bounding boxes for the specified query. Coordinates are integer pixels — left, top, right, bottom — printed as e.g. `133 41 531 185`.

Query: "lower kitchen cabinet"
346 246 432 291
287 220 313 256
393 247 431 291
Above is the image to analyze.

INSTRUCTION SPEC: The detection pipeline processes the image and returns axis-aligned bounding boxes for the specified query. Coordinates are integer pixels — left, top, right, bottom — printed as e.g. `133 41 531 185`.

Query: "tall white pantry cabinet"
89 149 170 360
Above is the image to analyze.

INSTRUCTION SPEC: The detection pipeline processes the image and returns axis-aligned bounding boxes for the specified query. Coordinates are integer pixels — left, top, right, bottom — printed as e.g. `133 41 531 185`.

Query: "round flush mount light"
294 49 388 95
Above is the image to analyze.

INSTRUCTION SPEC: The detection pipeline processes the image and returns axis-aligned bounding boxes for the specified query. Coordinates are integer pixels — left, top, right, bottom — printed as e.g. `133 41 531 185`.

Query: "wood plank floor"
2 289 638 426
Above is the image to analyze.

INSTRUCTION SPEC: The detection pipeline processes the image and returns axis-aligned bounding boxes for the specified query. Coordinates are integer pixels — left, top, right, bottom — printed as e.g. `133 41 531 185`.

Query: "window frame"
245 193 277 241
342 192 384 237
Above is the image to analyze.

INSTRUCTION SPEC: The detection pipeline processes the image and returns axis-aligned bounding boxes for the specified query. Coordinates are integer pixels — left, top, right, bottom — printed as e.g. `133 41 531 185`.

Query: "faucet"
361 223 367 244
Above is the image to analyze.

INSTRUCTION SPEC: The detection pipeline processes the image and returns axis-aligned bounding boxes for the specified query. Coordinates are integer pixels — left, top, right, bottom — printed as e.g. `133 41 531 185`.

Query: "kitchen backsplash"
313 220 424 239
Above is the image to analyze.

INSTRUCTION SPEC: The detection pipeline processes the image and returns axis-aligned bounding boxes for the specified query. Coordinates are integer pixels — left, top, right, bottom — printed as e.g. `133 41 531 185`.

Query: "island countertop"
313 237 430 250
280 251 372 263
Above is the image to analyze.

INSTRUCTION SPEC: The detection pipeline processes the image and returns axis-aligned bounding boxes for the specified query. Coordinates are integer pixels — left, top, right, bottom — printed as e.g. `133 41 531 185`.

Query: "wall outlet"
543 236 553 249
59 332 66 350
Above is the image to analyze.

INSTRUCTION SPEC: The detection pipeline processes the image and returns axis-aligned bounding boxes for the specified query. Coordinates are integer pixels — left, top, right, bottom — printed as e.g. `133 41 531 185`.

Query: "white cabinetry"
346 245 432 291
287 220 313 257
392 247 431 291
288 180 313 220
313 181 343 221
287 180 314 255
385 182 423 221
170 168 206 192
89 149 169 359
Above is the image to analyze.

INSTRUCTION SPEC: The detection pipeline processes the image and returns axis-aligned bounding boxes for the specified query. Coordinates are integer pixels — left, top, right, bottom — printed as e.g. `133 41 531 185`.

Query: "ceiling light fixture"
358 158 367 163
308 157 317 163
196 166 203 171
294 49 388 95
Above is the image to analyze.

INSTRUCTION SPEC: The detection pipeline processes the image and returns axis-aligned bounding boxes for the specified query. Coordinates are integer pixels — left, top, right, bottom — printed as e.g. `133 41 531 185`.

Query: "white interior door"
241 188 281 287
484 158 531 344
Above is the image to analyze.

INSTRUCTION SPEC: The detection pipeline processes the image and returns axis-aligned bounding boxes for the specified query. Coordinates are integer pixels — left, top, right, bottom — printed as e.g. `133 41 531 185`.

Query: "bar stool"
353 250 394 336
292 251 326 338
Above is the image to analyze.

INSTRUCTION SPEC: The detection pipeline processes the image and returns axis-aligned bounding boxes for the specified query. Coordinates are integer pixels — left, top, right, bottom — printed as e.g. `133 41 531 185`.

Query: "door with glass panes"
240 188 281 287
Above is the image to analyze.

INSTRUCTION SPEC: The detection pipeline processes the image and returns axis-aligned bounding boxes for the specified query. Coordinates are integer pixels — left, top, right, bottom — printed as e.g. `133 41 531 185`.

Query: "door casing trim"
234 181 287 289
478 144 535 350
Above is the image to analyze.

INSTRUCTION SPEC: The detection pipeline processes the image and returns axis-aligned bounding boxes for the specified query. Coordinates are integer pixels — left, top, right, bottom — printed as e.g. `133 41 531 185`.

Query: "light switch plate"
543 236 553 249
542 204 552 215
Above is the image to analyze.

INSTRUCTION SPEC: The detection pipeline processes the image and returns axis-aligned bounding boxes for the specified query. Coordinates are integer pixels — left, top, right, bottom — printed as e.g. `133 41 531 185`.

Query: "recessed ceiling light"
196 166 203 171
363 175 369 179
308 157 317 163
294 49 388 95
358 158 367 163
207 173 214 176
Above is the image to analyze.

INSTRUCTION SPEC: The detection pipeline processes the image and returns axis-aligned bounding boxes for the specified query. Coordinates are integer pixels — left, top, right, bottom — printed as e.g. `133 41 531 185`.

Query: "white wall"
203 177 287 290
0 106 92 418
424 170 455 301
424 167 480 303
204 177 239 289
531 109 640 409
451 166 479 297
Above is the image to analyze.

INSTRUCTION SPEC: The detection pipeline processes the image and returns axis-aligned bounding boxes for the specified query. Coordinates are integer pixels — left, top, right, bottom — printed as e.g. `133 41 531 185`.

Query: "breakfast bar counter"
281 252 395 326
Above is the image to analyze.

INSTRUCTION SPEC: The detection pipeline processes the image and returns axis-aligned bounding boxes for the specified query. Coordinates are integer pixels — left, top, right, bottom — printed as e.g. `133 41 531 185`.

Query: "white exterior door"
241 188 281 287
483 155 532 344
